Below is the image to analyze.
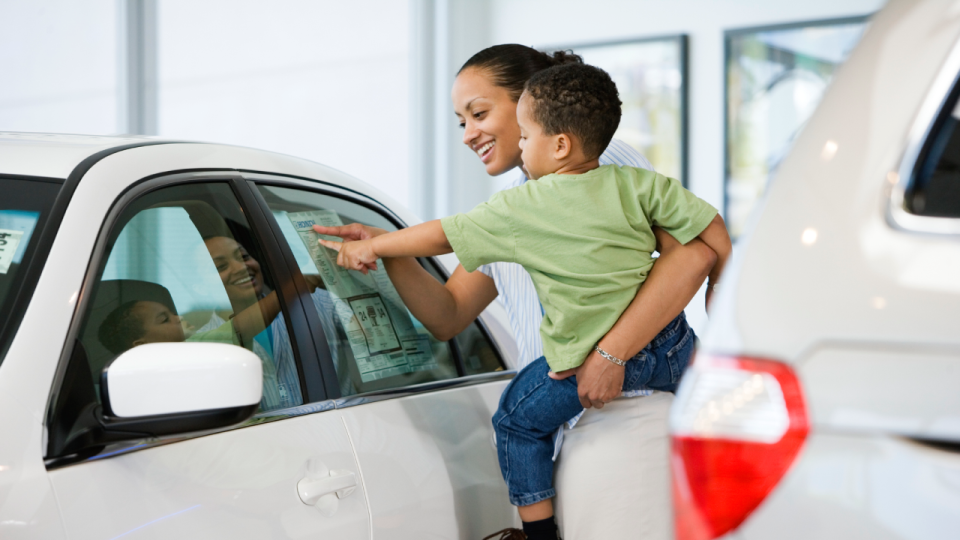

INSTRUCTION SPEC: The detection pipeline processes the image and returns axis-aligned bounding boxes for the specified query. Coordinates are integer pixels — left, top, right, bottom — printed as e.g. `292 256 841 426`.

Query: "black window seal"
230 177 334 401
888 36 960 235
0 142 180 365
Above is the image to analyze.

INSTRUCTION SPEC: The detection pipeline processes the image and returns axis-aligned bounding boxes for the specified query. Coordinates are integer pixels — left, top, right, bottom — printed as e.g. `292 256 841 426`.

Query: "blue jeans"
492 312 695 506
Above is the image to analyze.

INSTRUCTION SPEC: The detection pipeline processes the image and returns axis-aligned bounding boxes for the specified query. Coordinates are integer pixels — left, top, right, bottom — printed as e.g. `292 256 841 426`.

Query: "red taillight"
670 355 809 540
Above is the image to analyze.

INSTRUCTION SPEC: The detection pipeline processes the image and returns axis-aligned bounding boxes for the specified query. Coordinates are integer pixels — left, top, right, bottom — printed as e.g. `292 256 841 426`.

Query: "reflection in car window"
63 183 302 435
0 177 60 366
257 184 502 396
908 97 960 218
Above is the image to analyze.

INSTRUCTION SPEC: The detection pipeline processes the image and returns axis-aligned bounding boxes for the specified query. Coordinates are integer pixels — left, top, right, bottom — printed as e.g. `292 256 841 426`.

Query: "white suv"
670 1 960 539
0 134 519 539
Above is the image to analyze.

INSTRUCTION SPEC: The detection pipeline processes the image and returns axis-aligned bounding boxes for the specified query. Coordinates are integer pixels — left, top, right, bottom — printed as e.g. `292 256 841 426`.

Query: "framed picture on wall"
725 16 869 238
555 35 688 185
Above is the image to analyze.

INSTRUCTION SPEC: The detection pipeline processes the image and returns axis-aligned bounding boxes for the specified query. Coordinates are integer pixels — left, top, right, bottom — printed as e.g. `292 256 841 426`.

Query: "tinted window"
0 177 60 365
49 182 303 458
908 98 960 217
257 184 502 396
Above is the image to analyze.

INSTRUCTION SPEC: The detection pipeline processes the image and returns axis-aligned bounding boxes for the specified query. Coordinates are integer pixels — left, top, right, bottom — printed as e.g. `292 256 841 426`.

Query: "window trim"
888 34 960 235
240 171 507 395
45 171 327 464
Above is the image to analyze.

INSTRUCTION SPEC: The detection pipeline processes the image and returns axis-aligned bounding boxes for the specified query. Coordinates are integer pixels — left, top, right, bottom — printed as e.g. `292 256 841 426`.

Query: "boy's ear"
554 133 572 160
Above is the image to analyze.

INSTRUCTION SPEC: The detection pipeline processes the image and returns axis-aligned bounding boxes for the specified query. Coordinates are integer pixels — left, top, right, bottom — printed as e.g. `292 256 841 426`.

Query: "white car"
670 1 960 539
0 133 522 539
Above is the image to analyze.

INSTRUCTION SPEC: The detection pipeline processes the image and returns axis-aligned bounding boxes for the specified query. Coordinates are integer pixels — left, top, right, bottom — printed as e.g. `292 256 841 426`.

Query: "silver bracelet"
594 344 627 366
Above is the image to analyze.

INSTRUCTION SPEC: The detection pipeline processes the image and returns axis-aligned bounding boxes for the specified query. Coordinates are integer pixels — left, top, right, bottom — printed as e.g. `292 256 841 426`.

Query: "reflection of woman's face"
452 67 523 177
204 236 262 308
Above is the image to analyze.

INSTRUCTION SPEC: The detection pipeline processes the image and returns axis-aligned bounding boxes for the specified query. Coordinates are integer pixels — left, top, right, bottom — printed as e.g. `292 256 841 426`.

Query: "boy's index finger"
318 238 342 252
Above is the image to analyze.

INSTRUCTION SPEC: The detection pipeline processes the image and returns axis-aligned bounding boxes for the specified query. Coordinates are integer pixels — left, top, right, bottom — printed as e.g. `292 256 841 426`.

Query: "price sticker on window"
0 229 24 274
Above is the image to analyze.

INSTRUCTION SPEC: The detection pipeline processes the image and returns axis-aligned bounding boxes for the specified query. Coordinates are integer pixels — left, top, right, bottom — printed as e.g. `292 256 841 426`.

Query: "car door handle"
298 469 357 505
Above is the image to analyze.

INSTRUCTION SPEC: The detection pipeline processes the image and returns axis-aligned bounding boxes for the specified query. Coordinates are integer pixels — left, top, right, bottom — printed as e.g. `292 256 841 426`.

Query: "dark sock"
522 516 560 540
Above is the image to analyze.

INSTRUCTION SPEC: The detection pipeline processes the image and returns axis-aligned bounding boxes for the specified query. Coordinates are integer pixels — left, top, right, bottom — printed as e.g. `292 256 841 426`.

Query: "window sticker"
288 210 440 382
0 229 24 274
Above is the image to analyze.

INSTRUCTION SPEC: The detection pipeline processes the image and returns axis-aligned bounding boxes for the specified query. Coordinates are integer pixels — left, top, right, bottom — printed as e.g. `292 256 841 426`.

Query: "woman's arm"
697 214 733 307
313 223 498 341
553 227 717 409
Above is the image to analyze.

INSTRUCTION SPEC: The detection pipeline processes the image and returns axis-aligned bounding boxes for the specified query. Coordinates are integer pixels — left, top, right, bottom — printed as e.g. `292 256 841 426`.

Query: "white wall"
0 0 118 135
156 0 411 207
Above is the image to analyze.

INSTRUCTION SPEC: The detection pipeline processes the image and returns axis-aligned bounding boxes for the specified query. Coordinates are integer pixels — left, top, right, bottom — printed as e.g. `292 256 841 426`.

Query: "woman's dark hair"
459 44 583 102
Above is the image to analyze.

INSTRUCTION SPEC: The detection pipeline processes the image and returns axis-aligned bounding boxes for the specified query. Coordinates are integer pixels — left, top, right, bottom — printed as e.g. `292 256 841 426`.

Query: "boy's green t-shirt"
440 164 717 372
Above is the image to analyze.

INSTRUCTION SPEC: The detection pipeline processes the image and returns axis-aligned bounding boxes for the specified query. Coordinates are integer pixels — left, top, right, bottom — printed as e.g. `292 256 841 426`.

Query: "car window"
49 182 307 458
256 184 503 397
906 95 960 218
0 177 60 366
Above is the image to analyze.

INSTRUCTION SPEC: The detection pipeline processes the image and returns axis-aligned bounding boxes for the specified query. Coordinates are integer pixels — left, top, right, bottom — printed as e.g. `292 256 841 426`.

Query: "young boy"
317 63 731 539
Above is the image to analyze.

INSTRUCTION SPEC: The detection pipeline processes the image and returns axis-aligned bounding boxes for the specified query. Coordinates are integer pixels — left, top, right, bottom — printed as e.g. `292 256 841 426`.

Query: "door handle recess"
298 469 357 505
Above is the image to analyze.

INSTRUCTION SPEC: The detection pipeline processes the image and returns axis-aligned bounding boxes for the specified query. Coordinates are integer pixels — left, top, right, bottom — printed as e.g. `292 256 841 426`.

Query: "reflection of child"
319 63 732 538
98 299 281 411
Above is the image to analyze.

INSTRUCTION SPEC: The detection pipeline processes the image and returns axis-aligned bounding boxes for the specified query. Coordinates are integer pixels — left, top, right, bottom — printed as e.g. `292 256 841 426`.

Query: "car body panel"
694 1 960 537
737 433 960 540
0 132 152 179
703 0 960 362
0 136 518 538
800 345 960 441
48 409 370 540
339 381 514 538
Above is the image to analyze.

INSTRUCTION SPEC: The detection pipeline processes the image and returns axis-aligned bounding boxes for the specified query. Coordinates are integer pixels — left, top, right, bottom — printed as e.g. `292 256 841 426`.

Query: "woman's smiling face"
452 67 523 176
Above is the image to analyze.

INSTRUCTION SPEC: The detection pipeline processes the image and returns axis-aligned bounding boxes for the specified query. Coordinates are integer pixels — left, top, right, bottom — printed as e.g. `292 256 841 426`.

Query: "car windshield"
0 176 62 365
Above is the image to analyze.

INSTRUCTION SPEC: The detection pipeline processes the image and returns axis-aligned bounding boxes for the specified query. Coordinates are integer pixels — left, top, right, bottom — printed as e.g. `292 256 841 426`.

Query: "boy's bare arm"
319 220 453 273
313 222 498 341
697 214 733 305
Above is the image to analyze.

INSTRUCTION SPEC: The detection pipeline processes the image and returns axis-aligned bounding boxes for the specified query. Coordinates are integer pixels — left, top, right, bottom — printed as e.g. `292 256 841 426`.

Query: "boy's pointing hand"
318 237 380 275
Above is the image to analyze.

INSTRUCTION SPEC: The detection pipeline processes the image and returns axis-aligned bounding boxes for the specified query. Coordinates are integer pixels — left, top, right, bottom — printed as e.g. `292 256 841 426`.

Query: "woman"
323 45 716 539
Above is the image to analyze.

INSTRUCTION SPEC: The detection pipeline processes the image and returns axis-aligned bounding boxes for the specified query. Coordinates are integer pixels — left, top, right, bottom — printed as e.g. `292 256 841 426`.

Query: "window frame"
45 170 332 465
889 35 960 235
238 171 509 404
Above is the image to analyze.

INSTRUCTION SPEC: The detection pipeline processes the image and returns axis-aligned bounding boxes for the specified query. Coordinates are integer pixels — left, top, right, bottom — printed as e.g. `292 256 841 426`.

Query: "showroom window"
256 184 503 396
906 94 960 219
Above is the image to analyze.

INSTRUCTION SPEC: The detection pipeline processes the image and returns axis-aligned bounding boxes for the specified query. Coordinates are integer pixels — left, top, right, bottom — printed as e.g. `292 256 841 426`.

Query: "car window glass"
81 183 302 414
257 184 502 396
0 177 60 366
907 95 960 218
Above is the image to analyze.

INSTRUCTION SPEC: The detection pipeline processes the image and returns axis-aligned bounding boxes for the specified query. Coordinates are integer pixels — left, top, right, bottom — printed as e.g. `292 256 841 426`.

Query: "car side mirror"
100 342 262 437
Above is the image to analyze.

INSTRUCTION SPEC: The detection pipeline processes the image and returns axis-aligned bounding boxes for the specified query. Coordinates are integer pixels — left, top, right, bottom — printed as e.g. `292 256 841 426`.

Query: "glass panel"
726 19 867 238
575 37 686 182
0 177 61 366
258 184 496 396
80 183 302 413
907 97 960 218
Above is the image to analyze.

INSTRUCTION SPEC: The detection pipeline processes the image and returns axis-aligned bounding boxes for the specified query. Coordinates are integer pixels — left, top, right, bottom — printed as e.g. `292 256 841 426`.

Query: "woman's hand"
313 223 387 242
549 349 626 409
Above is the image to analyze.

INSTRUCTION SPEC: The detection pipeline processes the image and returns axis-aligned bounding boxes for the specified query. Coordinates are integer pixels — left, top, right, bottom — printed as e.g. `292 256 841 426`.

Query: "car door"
245 174 518 538
44 174 371 539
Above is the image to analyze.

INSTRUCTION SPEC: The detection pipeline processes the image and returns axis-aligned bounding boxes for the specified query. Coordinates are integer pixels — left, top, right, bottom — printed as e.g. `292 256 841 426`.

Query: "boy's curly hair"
523 63 621 160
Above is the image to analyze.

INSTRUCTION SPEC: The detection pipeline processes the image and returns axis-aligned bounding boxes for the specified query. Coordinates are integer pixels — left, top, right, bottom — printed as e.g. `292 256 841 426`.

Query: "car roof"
0 132 157 179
